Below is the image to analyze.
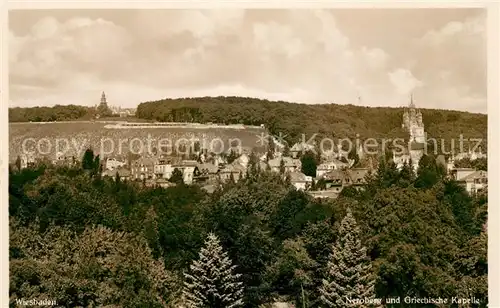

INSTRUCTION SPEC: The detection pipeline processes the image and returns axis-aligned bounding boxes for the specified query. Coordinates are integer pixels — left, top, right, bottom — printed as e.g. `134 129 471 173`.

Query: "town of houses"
16 99 487 197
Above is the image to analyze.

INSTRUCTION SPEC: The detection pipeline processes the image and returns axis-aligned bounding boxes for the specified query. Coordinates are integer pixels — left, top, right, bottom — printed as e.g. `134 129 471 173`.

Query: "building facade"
131 157 155 181
452 169 488 195
105 157 127 171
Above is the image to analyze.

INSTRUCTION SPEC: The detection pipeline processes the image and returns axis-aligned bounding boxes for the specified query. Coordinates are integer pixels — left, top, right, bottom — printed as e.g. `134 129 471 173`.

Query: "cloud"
9 9 486 113
10 16 131 88
31 16 59 39
412 12 486 111
388 69 423 96
361 47 389 70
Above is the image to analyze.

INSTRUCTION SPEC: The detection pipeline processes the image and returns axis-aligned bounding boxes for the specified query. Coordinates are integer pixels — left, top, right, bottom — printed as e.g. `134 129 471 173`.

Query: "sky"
8 8 487 113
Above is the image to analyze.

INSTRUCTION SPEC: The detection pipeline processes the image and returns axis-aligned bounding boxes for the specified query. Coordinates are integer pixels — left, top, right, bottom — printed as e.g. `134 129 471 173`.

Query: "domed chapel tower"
402 94 425 144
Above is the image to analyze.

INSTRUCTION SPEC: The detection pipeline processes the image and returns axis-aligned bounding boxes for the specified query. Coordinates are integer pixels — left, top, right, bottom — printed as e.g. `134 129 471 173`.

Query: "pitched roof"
410 142 425 150
268 157 301 168
309 190 340 199
259 161 269 170
183 166 196 172
321 148 347 158
180 160 198 166
156 155 180 165
347 168 369 184
106 156 126 162
289 171 311 183
454 152 469 160
197 163 219 174
234 153 250 166
133 157 156 166
322 169 345 181
220 163 246 173
102 167 131 177
155 178 170 184
436 155 447 167
101 169 115 177
290 142 315 152
322 168 369 184
118 168 131 176
317 159 348 169
202 184 216 193
461 170 487 182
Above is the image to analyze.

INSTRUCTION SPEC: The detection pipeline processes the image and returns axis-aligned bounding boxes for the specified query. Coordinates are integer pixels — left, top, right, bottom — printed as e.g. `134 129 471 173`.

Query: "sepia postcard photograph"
5 4 494 308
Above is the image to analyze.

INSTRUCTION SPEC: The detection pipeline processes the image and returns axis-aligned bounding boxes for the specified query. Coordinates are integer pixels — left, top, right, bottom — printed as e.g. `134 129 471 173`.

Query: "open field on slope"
9 122 267 162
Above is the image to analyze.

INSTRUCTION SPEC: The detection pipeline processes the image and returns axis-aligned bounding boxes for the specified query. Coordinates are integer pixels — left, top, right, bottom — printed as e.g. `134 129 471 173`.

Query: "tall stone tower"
402 94 425 144
100 91 108 108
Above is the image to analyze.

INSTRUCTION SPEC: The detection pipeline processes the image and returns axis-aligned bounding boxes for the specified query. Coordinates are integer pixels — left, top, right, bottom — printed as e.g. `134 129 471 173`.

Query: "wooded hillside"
137 96 487 150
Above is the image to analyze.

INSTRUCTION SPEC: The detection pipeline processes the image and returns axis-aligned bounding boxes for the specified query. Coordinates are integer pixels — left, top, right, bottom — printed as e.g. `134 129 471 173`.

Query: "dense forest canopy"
9 151 488 307
137 96 487 151
9 105 95 122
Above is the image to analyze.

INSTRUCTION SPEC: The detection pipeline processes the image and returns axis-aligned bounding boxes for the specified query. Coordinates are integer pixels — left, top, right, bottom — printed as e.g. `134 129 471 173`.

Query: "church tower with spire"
100 91 108 107
96 91 111 117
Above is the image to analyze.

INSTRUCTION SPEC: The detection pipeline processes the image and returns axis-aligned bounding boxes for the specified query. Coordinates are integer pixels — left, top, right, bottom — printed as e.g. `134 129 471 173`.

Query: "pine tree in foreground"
183 232 244 308
319 208 379 308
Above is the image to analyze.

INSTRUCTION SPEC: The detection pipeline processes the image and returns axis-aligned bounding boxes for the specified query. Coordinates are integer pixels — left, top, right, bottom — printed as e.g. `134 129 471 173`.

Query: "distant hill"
136 96 487 151
9 96 487 153
9 105 95 122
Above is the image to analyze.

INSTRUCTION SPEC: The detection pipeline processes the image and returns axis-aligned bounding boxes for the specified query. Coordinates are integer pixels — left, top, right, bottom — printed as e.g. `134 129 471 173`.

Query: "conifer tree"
227 149 239 164
93 154 101 177
319 208 378 308
284 172 292 186
283 142 290 157
415 154 443 189
398 160 414 187
267 135 275 161
82 148 95 170
376 155 399 188
279 159 286 175
15 155 21 172
143 206 162 259
183 233 244 308
348 147 360 167
301 150 317 177
249 151 259 178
